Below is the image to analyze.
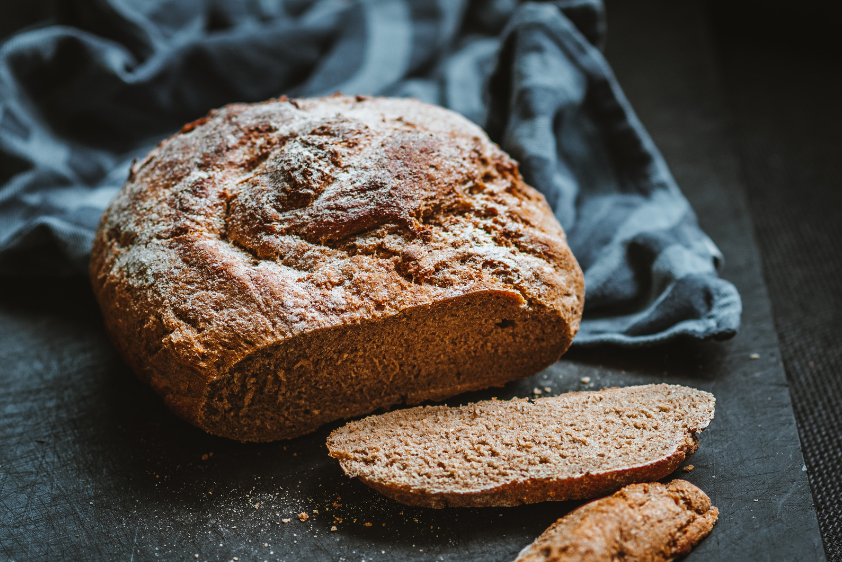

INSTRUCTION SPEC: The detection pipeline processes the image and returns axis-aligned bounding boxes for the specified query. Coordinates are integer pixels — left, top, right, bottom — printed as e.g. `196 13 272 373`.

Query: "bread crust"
90 95 584 441
514 480 718 562
327 384 714 508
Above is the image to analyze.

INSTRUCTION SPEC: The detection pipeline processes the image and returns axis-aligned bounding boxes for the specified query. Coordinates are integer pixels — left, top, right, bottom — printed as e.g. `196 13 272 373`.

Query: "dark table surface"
1 1 838 560
707 1 842 557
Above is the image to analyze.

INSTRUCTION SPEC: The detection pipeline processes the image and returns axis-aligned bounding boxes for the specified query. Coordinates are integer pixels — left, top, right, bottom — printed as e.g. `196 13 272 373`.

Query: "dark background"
706 0 842 557
1 0 840 559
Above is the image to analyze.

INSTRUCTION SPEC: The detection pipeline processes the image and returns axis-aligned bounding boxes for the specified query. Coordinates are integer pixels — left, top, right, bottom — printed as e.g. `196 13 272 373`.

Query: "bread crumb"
532 388 542 394
312 509 319 514
282 519 291 524
580 377 591 384
364 522 372 527
683 465 694 472
298 512 309 522
750 353 760 359
201 454 208 461
544 387 552 393
263 543 268 547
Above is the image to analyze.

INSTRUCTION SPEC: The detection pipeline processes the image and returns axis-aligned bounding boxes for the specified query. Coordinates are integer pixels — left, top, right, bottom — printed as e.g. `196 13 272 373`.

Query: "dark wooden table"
0 1 827 560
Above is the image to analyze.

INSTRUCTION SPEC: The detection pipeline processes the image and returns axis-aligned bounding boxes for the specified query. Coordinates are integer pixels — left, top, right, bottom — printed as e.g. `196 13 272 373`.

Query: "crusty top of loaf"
327 384 714 496
90 95 583 392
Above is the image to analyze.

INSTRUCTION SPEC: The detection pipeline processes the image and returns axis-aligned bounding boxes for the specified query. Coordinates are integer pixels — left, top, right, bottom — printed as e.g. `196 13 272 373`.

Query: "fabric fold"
0 0 741 345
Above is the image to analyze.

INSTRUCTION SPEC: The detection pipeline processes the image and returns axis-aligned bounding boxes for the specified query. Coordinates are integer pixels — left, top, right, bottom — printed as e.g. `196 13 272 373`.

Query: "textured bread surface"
89 95 584 442
514 480 718 562
326 384 714 508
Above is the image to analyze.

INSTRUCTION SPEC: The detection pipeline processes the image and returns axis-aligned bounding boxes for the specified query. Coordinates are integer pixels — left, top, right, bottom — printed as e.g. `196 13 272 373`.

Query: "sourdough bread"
89 95 584 442
514 480 718 562
326 384 714 508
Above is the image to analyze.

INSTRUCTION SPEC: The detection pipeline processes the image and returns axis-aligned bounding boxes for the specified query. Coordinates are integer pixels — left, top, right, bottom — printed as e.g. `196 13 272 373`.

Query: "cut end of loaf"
327 384 715 508
195 290 573 441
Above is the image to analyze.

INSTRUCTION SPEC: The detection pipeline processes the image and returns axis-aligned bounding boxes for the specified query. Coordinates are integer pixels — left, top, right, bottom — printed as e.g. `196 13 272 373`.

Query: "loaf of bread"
514 480 718 562
90 95 584 442
326 384 714 508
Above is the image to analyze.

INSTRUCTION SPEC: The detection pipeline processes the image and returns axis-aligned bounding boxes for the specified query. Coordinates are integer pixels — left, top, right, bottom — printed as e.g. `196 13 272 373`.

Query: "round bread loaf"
90 95 584 442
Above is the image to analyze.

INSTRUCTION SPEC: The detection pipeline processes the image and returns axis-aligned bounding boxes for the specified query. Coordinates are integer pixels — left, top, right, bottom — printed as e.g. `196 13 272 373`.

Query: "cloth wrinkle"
0 0 741 345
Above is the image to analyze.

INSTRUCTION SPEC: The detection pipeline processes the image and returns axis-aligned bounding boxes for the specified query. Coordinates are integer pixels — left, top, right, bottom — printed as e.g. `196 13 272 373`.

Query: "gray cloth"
0 0 741 345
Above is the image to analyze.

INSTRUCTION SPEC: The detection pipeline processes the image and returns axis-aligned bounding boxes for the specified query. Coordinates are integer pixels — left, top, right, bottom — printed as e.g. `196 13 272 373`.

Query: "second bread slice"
514 480 718 562
327 384 714 508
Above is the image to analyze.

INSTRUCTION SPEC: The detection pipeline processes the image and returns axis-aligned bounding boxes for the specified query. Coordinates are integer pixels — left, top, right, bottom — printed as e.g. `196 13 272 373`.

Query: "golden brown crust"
327 385 715 508
514 480 718 562
90 95 584 441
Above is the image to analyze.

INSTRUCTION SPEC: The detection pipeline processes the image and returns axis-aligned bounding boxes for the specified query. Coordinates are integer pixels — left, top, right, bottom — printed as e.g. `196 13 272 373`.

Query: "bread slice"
514 480 718 562
326 384 714 508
